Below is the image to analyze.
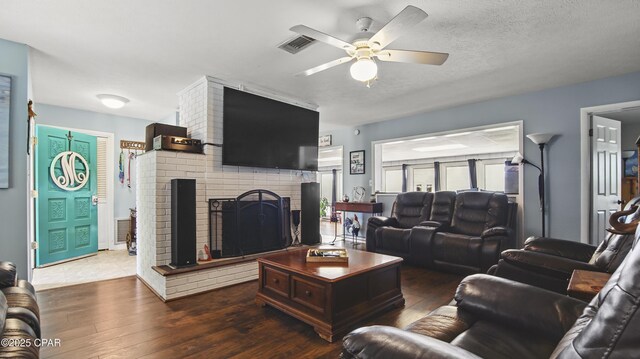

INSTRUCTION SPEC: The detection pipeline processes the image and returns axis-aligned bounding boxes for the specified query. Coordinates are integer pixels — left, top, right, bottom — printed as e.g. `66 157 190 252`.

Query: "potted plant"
320 197 329 218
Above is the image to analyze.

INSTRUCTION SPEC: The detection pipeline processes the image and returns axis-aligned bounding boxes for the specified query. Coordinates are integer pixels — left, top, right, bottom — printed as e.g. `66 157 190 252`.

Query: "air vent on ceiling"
278 35 316 54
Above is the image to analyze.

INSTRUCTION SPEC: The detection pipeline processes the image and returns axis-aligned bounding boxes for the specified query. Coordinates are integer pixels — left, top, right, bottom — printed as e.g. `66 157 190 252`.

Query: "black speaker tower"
301 182 321 245
171 179 197 268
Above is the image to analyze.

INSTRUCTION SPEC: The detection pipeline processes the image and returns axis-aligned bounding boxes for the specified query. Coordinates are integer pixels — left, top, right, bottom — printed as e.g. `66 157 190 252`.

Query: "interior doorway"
580 100 640 245
317 146 343 241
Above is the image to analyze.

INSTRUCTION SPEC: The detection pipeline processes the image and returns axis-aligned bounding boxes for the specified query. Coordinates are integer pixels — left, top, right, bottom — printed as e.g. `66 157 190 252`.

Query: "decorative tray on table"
306 248 349 263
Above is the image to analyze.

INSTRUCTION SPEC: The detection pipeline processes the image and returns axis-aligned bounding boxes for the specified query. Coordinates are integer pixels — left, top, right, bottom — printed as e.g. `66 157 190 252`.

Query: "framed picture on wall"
0 75 11 189
350 150 365 175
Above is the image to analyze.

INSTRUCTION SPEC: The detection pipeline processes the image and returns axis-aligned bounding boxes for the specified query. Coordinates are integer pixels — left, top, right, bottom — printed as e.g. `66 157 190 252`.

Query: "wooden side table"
332 202 383 247
567 270 612 302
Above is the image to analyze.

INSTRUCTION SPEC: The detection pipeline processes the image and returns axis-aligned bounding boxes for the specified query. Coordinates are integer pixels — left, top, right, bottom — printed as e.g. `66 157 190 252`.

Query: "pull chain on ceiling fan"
290 5 449 84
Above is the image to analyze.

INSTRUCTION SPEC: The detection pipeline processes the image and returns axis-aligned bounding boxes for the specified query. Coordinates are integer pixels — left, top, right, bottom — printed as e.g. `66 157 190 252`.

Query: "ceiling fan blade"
290 25 355 51
375 50 449 65
368 6 428 50
295 56 354 77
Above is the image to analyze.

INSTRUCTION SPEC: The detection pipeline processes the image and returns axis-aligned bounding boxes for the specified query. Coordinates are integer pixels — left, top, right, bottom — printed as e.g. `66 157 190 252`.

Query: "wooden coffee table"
255 248 404 342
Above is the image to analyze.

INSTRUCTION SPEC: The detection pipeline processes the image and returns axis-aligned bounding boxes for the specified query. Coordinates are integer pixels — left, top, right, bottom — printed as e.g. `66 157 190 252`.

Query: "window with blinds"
97 137 107 202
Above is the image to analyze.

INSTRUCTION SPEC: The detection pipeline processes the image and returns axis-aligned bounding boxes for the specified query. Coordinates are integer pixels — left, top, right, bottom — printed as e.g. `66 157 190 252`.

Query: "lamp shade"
526 133 555 145
511 153 524 165
622 150 636 160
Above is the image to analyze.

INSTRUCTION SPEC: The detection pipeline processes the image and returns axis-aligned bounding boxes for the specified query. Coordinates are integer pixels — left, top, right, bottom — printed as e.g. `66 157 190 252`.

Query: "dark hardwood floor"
36 265 463 359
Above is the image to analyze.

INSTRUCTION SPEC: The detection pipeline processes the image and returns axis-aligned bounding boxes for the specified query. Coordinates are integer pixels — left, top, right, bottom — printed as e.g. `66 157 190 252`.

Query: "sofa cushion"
406 305 476 342
434 232 481 268
451 192 508 236
589 232 635 273
394 192 434 228
451 320 557 359
376 227 411 254
429 191 456 226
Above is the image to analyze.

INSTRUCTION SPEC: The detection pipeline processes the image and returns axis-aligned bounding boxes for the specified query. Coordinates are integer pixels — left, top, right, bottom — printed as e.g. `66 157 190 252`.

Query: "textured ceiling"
1 0 639 129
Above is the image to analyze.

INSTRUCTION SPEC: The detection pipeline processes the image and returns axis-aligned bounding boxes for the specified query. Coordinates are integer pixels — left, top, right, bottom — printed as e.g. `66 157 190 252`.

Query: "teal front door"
35 126 98 266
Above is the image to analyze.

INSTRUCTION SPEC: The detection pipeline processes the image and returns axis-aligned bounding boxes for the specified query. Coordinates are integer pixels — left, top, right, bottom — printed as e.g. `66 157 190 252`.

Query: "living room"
1 1 640 358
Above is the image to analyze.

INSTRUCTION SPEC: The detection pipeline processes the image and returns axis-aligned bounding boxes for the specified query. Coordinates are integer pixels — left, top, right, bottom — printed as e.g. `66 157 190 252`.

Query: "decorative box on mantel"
135 76 316 301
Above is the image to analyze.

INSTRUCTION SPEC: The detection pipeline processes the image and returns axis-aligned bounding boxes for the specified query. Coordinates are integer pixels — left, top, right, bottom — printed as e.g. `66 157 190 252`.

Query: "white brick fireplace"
136 76 316 301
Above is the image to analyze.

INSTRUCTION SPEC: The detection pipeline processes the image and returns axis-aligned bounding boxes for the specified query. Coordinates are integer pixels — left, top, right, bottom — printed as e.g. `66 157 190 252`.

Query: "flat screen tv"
223 87 319 171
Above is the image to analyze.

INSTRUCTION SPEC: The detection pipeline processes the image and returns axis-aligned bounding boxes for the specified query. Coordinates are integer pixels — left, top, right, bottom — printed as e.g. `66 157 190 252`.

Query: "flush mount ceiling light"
97 94 129 109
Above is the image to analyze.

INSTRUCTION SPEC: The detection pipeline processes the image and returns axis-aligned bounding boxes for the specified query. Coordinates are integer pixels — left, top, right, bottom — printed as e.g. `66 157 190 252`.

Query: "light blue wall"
0 39 29 278
323 71 640 242
36 104 156 219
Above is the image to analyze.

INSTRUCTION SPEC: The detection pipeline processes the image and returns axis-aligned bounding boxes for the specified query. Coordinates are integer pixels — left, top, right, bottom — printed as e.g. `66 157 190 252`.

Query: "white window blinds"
96 137 107 201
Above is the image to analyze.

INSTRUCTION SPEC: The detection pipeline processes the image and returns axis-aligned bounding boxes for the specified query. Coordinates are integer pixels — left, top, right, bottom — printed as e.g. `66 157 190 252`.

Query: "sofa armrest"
368 216 399 228
524 236 596 262
501 249 599 277
481 226 512 239
366 217 399 252
454 274 586 341
0 261 17 288
6 307 40 338
342 325 482 359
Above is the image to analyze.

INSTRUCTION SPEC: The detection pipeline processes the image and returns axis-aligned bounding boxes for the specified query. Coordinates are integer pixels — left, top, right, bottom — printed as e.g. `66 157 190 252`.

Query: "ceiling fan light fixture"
350 58 377 82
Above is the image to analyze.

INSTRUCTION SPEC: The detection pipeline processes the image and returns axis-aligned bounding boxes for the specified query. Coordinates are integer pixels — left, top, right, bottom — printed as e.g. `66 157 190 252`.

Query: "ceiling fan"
290 5 449 84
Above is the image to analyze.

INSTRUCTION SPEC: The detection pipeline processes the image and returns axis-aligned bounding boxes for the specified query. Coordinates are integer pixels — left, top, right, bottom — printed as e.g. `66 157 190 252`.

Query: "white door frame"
29 125 115 267
579 100 640 244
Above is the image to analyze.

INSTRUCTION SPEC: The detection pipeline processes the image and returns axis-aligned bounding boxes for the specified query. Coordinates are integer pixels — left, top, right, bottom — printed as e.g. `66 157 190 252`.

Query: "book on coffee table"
306 248 349 263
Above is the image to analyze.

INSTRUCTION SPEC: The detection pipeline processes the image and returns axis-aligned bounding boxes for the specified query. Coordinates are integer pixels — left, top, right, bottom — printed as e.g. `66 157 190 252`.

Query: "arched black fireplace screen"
209 189 292 258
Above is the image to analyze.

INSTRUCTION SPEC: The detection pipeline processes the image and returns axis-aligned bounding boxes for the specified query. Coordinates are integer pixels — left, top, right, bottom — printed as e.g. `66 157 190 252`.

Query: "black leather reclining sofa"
366 191 516 274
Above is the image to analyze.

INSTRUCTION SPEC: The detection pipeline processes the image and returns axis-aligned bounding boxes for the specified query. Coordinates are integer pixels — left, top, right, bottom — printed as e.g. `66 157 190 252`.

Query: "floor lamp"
512 133 555 237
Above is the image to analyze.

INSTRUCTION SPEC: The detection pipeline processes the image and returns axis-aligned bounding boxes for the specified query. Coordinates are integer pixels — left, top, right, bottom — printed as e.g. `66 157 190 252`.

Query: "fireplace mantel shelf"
152 246 308 276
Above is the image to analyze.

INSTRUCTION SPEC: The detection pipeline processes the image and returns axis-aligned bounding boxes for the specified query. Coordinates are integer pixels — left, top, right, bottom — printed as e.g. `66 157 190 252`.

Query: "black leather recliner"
0 262 40 338
341 224 640 359
0 261 40 358
431 191 513 273
366 191 514 274
366 191 435 254
488 199 640 294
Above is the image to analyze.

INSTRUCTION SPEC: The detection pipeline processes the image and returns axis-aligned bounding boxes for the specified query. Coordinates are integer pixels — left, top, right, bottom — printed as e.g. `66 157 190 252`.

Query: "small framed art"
350 150 365 175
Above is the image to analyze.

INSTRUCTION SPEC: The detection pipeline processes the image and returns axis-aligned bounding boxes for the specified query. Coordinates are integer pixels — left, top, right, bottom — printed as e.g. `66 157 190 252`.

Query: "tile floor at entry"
31 250 136 291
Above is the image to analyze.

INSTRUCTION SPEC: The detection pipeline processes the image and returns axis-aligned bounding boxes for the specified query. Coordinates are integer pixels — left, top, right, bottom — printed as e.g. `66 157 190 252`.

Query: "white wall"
324 71 640 241
621 122 640 151
0 38 29 278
